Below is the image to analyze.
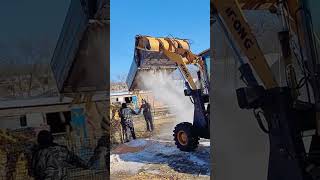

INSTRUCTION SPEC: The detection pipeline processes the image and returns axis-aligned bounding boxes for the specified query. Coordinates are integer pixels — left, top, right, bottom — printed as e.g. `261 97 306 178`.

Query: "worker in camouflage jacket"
119 103 139 142
30 130 89 180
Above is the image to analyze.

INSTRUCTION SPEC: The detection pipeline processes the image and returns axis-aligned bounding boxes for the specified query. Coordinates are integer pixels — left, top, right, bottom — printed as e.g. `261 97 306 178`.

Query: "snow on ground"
110 138 210 176
199 141 210 147
125 139 148 147
110 154 145 174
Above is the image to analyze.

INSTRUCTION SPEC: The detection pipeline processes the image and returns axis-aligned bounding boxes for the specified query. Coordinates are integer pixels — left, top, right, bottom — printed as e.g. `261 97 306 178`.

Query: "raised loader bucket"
51 0 108 94
126 35 191 91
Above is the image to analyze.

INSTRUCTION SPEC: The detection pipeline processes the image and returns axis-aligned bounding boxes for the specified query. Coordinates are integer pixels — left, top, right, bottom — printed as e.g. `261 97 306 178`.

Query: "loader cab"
173 48 211 152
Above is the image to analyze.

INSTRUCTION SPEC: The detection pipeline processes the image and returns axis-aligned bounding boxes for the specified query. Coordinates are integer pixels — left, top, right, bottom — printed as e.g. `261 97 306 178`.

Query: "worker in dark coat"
119 103 138 142
30 130 89 180
139 99 154 132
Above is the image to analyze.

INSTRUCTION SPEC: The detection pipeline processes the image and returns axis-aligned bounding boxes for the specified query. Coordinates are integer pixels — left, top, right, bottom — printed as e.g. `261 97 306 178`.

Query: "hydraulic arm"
212 0 320 179
134 36 209 91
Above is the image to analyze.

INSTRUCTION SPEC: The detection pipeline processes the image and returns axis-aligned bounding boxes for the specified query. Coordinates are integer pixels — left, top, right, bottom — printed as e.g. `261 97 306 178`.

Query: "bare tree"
110 73 128 92
116 73 127 83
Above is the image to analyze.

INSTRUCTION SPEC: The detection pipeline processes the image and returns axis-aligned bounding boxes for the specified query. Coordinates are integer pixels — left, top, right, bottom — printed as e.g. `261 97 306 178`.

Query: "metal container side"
50 0 89 92
126 36 182 91
62 20 108 93
126 59 138 91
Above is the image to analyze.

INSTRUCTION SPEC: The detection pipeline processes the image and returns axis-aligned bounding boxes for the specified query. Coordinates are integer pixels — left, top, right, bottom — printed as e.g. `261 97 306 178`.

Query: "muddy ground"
110 112 211 180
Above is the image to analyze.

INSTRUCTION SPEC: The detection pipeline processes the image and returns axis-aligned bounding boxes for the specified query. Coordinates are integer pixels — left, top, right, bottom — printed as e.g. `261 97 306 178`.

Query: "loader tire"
173 122 199 152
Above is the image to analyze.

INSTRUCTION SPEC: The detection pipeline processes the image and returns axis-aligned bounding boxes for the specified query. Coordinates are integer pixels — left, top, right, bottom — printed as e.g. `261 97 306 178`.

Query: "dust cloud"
139 70 194 124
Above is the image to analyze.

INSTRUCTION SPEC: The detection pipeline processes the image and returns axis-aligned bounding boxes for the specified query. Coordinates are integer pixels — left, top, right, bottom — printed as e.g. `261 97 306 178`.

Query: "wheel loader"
126 35 210 151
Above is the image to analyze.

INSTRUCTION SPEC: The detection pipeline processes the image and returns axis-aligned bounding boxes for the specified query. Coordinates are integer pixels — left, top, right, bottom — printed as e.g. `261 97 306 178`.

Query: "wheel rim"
177 130 188 146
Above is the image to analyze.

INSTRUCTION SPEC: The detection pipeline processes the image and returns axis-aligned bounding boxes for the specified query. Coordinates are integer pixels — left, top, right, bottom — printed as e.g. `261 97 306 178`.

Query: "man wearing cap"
139 99 154 132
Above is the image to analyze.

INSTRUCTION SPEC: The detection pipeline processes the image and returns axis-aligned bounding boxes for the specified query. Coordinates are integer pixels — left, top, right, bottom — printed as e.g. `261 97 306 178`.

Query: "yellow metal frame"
162 48 197 90
213 0 278 89
212 0 307 90
136 35 206 90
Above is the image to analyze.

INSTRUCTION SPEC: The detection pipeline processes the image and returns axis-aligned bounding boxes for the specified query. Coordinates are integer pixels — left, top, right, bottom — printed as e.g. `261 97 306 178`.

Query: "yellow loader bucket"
126 35 191 91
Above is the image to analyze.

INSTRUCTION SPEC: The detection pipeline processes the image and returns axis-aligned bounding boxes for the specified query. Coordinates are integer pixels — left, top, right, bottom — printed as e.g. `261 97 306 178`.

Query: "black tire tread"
173 122 199 152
